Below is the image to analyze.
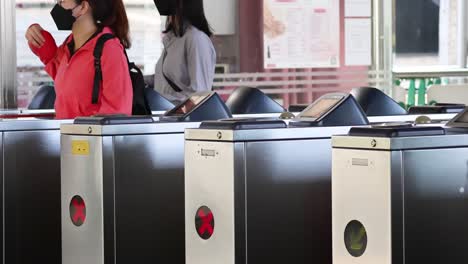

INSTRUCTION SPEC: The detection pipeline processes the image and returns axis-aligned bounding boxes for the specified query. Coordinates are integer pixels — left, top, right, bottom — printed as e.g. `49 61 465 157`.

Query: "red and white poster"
263 0 341 69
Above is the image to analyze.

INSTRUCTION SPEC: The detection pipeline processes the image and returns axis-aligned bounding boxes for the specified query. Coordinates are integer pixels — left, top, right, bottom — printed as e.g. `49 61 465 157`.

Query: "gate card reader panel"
200 118 287 130
408 104 465 114
73 115 154 125
289 93 369 127
161 92 232 122
348 125 446 138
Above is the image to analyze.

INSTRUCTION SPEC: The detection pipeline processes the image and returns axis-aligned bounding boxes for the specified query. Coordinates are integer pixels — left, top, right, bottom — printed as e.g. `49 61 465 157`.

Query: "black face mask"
51 4 79 31
154 0 176 16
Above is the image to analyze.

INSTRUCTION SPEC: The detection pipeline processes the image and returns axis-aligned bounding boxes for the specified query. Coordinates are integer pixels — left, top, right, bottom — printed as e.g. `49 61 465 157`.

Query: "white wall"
204 0 237 35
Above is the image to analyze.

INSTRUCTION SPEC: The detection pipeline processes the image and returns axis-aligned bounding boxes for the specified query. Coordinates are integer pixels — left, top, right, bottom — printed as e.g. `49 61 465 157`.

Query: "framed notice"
345 18 372 66
263 0 341 69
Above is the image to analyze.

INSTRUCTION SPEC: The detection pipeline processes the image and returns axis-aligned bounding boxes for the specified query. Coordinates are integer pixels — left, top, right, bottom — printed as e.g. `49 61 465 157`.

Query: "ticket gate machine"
61 92 231 264
0 119 71 264
332 109 468 264
184 93 368 264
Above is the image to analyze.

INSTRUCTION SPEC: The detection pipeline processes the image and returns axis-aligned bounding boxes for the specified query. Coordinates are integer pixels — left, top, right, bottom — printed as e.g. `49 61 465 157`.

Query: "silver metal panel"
333 133 468 150
332 148 392 264
0 109 55 115
186 126 353 142
403 149 468 199
4 130 62 264
0 0 17 108
244 139 332 263
61 122 200 136
185 140 237 264
61 135 104 264
18 109 56 115
332 136 392 150
401 148 468 263
112 133 186 263
0 119 72 131
0 110 22 115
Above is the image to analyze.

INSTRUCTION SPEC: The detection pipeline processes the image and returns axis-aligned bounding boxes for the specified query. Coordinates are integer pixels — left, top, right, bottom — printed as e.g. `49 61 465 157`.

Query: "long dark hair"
77 0 131 48
164 0 213 37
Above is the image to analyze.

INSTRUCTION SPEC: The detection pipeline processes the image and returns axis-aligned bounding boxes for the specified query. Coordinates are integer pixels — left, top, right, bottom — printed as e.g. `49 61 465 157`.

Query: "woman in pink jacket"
25 0 133 119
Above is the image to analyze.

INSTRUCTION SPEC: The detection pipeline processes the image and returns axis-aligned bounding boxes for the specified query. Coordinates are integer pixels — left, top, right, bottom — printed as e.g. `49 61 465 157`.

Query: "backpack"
92 34 151 116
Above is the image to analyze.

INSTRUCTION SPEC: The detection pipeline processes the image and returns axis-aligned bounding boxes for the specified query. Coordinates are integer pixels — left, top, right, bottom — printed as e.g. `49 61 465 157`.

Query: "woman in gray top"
153 0 216 104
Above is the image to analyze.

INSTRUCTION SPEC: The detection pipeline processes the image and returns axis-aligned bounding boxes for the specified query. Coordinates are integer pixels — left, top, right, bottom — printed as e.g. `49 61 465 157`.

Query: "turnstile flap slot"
199 118 287 130
348 126 446 138
288 104 308 112
408 104 465 114
73 115 154 125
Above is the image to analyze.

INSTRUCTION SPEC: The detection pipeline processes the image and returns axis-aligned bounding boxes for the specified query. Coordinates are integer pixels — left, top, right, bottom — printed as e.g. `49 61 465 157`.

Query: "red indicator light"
195 206 214 240
70 196 86 227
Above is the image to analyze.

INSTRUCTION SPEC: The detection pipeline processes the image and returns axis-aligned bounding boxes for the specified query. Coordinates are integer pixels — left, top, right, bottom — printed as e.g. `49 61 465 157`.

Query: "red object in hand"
28 30 58 64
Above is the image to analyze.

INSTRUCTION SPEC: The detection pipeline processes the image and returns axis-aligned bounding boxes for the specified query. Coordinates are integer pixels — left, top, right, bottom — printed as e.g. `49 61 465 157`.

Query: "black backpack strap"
161 49 183 93
92 33 115 104
62 35 72 46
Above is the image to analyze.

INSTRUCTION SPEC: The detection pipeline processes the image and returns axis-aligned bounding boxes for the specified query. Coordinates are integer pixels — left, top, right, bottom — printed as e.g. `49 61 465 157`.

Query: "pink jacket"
29 26 133 119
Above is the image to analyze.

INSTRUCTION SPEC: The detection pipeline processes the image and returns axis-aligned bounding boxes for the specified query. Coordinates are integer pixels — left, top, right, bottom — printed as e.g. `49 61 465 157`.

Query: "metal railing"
393 68 468 79
16 69 391 107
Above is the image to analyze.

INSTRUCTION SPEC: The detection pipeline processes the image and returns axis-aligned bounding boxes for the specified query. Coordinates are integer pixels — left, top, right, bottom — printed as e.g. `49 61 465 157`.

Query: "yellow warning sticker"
72 140 90 155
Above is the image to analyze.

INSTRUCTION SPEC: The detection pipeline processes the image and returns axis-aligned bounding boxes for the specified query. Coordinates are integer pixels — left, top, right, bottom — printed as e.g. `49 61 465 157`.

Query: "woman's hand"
25 24 46 47
26 26 58 66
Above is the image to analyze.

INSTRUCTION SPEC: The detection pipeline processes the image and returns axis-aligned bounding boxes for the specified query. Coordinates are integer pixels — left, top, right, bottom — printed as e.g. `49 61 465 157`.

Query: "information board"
263 0 341 69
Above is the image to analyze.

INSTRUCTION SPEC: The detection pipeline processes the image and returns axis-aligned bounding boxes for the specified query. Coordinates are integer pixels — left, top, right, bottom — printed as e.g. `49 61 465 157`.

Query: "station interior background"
8 0 468 109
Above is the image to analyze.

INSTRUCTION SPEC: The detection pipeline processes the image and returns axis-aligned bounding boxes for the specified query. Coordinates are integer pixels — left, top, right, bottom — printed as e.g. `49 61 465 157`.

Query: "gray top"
154 25 216 104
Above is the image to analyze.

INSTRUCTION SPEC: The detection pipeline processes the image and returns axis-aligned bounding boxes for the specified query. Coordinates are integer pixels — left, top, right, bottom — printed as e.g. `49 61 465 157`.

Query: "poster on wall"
263 0 341 69
345 18 372 66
